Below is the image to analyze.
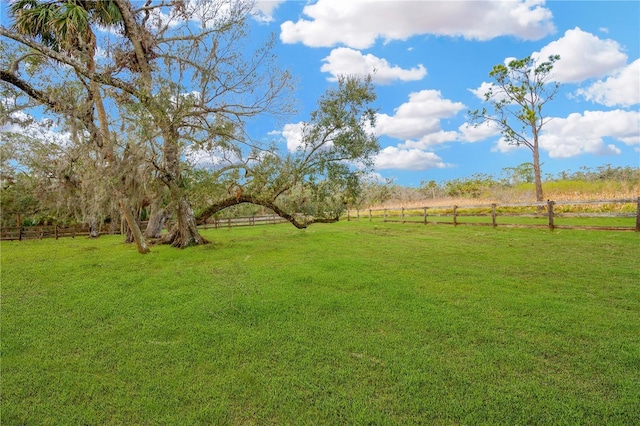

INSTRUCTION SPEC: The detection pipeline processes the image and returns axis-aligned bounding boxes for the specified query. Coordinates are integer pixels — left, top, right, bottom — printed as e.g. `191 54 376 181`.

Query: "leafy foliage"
194 75 379 226
2 0 296 249
443 173 496 198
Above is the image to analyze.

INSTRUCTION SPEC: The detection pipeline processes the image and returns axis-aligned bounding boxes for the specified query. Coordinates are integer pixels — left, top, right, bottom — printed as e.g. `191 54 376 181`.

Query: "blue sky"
247 0 640 186
2 1 638 188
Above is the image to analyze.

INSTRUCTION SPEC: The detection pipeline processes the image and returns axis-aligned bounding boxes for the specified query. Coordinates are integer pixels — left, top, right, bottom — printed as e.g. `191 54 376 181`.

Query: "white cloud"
375 146 448 171
185 147 223 169
374 90 466 141
576 59 640 107
533 27 628 83
148 1 273 30
275 121 453 172
252 0 286 23
185 144 245 169
469 82 496 101
321 48 426 85
1 110 72 149
469 81 516 105
492 136 523 154
399 131 460 150
280 122 305 152
485 110 639 158
459 121 501 142
539 110 639 158
274 121 334 155
281 0 555 48
472 28 629 103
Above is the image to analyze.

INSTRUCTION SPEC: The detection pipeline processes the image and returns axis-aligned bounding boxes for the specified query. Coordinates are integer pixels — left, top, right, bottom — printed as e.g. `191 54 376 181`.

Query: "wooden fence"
201 214 289 229
0 224 95 241
1 214 290 241
347 198 640 232
3 199 638 241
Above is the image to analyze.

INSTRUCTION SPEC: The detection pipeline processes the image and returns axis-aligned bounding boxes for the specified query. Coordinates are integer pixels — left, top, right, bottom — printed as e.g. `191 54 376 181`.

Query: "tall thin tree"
469 55 561 203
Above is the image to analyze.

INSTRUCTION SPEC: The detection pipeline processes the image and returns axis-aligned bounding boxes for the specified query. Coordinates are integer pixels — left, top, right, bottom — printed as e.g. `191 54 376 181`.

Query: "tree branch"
1 27 142 100
196 194 339 229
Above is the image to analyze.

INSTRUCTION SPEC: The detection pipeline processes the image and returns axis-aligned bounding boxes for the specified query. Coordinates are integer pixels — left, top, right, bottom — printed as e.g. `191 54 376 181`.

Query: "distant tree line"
348 164 640 209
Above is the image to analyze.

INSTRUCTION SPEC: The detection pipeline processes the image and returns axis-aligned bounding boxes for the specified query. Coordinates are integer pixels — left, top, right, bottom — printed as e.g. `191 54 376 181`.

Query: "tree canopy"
1 0 379 250
195 75 379 228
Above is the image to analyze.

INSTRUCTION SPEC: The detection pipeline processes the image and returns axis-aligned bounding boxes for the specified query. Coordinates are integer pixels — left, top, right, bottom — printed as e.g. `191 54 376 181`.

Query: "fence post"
384 209 387 222
423 207 428 225
401 207 405 223
547 200 555 231
491 204 497 227
347 210 350 222
55 224 59 240
453 205 458 226
357 209 360 220
636 196 640 232
369 209 372 222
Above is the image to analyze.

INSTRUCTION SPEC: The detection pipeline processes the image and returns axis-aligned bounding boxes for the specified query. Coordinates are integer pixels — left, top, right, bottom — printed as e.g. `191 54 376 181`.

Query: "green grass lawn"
2 222 639 425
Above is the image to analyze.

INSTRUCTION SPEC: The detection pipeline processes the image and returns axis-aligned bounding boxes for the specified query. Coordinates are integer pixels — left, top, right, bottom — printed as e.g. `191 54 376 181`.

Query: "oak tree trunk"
160 128 207 248
163 195 207 248
144 199 169 239
89 217 99 238
120 200 150 254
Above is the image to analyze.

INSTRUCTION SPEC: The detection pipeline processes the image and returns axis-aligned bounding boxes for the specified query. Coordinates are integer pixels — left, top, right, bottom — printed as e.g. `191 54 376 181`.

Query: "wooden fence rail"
1 214 290 241
0 224 95 241
201 214 289 229
347 198 640 232
3 199 638 241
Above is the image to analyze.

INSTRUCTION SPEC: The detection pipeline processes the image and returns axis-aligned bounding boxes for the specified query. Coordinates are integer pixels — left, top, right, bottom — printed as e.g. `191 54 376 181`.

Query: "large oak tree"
2 0 294 248
2 1 379 250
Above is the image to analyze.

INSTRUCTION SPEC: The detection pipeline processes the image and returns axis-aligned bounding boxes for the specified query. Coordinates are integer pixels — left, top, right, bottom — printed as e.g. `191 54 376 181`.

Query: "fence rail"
201 214 289 229
1 214 290 241
347 198 640 232
0 224 95 241
3 199 638 241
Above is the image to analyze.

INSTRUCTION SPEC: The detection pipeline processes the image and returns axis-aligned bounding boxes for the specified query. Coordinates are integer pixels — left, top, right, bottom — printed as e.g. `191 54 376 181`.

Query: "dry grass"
367 180 639 210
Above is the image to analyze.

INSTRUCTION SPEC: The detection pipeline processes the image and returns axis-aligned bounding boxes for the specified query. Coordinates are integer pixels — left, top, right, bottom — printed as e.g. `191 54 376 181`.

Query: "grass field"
2 222 639 424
